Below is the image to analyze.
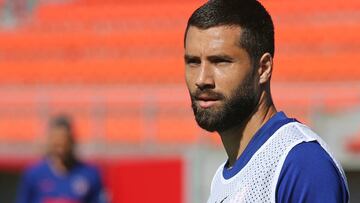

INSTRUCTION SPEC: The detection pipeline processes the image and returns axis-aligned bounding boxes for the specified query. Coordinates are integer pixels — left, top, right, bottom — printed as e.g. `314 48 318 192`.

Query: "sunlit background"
0 0 360 202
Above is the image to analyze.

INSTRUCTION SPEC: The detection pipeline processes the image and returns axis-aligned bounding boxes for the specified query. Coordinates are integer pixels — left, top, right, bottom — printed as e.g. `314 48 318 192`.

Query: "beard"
190 77 258 132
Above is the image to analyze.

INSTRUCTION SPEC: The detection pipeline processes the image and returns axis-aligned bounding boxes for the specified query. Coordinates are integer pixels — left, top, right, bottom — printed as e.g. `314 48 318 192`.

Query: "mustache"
191 89 225 101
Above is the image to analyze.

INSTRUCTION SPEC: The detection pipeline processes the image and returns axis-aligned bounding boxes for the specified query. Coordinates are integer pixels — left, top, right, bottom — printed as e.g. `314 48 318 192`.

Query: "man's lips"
198 100 219 108
195 95 221 108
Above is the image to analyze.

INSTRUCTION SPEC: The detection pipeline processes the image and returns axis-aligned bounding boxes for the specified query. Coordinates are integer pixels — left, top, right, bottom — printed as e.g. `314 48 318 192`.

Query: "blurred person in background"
184 0 349 202
16 115 107 203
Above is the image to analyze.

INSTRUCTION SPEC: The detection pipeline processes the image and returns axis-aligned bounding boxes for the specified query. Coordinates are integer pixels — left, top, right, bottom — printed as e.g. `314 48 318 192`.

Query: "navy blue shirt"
222 112 349 203
16 159 106 203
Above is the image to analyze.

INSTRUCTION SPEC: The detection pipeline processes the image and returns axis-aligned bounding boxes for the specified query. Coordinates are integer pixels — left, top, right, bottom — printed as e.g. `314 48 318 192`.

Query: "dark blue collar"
223 111 297 179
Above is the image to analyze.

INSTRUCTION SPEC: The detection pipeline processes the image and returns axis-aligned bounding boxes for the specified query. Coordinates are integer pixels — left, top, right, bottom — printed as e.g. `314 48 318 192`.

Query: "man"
16 115 107 203
184 0 349 202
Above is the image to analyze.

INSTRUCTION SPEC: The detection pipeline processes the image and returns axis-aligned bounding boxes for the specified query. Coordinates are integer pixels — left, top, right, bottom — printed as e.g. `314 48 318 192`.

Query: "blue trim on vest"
222 111 297 180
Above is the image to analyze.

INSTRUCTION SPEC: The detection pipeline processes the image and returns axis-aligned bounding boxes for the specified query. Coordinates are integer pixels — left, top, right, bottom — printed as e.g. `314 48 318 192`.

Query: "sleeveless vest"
207 122 349 203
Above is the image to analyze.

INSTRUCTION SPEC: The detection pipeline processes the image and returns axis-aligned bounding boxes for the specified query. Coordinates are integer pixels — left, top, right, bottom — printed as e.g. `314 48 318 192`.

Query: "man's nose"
195 62 215 90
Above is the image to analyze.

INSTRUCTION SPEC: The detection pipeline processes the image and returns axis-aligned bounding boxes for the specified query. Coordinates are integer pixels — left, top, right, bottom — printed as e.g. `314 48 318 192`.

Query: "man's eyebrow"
184 54 200 60
207 55 234 61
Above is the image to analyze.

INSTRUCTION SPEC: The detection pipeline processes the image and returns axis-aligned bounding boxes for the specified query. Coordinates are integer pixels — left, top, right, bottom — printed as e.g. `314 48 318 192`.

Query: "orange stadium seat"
0 92 42 142
277 25 360 45
0 114 43 142
105 113 145 144
33 3 197 23
274 53 360 81
0 0 359 84
103 100 146 143
74 0 202 4
0 30 182 51
0 58 184 83
155 110 200 144
263 0 360 15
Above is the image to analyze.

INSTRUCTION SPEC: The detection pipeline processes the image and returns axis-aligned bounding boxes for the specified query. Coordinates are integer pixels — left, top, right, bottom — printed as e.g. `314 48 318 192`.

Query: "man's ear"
257 53 273 84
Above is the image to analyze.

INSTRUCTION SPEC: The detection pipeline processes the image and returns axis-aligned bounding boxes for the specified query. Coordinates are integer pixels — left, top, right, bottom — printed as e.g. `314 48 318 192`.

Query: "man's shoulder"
277 141 349 202
284 141 334 169
21 159 49 182
75 161 101 177
25 159 48 173
280 141 343 180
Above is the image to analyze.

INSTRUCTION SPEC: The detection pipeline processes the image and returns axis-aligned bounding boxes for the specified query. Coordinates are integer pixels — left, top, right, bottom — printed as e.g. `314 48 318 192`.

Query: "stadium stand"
0 0 359 147
0 0 359 143
0 0 359 83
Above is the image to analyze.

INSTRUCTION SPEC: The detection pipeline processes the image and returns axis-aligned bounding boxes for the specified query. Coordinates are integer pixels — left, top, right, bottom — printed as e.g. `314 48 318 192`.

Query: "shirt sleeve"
276 141 349 203
16 169 35 203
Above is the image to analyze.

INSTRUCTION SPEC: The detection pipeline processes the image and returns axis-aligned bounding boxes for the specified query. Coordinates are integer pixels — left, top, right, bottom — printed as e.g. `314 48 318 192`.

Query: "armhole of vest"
270 123 317 203
295 123 350 199
270 139 306 203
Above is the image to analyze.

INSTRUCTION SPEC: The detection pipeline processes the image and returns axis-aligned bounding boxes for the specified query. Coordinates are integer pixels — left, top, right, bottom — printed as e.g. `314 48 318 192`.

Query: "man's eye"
213 59 232 64
186 59 201 66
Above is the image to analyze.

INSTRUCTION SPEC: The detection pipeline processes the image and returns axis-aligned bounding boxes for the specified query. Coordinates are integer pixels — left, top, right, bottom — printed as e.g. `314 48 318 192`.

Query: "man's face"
185 26 259 132
47 127 73 161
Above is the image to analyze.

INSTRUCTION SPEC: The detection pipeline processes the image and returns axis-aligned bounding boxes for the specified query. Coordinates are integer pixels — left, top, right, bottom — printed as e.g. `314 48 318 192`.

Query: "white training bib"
207 122 348 203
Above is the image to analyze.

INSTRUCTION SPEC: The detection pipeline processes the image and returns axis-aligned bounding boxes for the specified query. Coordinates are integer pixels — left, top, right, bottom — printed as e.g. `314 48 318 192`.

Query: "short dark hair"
49 115 74 136
185 0 274 65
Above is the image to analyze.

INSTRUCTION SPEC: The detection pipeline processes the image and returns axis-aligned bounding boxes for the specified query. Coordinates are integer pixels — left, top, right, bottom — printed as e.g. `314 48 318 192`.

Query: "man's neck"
219 99 277 168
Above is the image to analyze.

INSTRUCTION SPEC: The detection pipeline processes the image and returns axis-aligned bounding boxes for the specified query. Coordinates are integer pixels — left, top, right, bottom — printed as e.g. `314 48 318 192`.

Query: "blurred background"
0 0 359 202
